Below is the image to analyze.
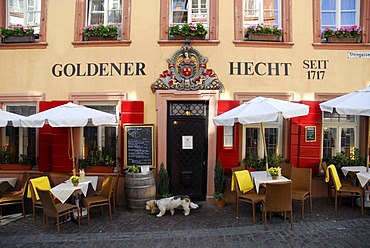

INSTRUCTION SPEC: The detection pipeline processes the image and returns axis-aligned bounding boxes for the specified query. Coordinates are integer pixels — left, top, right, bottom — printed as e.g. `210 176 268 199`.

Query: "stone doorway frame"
155 90 219 198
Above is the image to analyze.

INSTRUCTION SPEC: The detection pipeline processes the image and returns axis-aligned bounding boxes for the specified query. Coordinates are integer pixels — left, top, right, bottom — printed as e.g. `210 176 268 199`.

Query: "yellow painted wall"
1 0 370 126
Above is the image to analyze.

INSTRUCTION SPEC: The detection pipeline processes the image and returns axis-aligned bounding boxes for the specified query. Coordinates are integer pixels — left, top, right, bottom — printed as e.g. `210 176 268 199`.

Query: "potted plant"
268 167 280 180
244 24 283 41
83 23 118 41
322 26 362 43
213 159 226 207
168 23 207 40
79 144 115 173
0 24 36 43
157 163 171 198
323 147 365 171
70 175 79 186
0 147 33 171
243 154 263 171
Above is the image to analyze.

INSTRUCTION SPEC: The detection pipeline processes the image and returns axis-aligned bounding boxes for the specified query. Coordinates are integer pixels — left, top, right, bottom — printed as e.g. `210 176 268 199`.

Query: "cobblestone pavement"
0 197 370 248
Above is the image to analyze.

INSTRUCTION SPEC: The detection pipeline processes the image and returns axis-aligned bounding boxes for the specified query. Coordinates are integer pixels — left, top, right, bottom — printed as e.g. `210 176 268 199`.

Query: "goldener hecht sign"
51 62 146 77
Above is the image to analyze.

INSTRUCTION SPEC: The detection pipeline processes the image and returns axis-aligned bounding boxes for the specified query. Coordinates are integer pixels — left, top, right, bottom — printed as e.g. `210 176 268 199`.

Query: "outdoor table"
0 177 17 192
50 176 98 203
341 166 367 177
356 172 370 188
250 171 290 194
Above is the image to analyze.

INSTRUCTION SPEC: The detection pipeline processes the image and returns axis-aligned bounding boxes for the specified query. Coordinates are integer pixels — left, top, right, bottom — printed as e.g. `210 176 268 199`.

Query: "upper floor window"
159 0 218 43
234 0 292 44
7 0 41 36
86 0 122 39
312 0 369 45
73 0 131 46
0 0 47 48
169 0 209 39
243 0 281 28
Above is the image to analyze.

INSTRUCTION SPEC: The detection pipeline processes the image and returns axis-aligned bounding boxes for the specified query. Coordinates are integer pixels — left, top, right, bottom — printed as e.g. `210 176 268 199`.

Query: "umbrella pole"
261 123 269 176
70 127 76 176
367 119 370 173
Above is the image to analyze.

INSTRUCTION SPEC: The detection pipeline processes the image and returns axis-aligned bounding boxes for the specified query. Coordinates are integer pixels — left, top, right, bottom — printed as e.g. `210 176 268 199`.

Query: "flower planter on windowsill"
2 36 36 43
325 36 361 43
84 165 114 173
83 35 117 41
245 34 282 42
170 34 205 40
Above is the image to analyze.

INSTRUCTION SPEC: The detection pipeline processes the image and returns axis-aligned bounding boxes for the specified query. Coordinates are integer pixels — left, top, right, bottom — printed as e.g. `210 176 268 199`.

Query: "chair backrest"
264 182 292 212
44 172 70 187
100 176 113 198
17 172 30 194
327 164 342 191
36 188 57 216
291 167 312 192
231 165 246 174
278 163 293 179
28 176 51 201
233 170 254 194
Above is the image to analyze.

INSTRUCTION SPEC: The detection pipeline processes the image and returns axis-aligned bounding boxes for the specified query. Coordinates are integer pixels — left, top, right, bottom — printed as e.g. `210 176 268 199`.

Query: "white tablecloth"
356 172 370 188
0 177 18 192
250 171 291 194
0 177 17 187
341 166 367 177
50 176 98 203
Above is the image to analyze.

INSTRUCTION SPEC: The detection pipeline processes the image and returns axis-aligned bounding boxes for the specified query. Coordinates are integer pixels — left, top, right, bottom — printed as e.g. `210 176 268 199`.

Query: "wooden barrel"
125 171 156 211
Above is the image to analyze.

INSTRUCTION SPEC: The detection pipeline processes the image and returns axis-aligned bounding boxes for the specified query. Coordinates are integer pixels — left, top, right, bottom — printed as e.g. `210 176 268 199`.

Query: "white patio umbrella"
0 109 25 127
213 96 310 173
20 102 117 174
319 85 370 171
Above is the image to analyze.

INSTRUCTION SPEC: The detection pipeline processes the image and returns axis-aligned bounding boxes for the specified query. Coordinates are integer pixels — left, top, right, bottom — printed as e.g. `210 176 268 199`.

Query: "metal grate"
169 102 206 116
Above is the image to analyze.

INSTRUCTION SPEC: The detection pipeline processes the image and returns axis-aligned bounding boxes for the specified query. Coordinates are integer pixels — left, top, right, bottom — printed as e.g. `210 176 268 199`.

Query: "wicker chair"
327 164 364 215
262 181 293 230
28 176 52 223
82 176 114 225
95 174 119 213
322 161 352 203
291 167 312 219
277 163 293 179
36 188 80 237
0 172 29 217
231 166 264 224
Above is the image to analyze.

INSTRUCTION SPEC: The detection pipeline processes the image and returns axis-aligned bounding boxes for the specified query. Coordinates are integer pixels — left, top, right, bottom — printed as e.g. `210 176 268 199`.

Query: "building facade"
1 0 369 200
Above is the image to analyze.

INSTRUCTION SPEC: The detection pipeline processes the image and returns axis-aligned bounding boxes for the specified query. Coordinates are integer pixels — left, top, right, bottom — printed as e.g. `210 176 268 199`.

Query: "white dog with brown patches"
146 195 199 217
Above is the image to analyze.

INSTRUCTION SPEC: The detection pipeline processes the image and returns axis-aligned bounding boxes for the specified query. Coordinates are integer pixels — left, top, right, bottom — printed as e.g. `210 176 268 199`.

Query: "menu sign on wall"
124 124 155 168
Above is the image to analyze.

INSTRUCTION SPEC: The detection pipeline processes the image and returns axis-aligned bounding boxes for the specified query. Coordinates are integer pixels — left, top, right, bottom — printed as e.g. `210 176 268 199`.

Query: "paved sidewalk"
0 197 369 248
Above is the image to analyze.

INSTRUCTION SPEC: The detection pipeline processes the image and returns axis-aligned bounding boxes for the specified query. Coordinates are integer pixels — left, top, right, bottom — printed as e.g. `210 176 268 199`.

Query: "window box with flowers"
0 25 36 43
83 24 118 41
322 26 362 43
244 24 282 42
168 23 207 40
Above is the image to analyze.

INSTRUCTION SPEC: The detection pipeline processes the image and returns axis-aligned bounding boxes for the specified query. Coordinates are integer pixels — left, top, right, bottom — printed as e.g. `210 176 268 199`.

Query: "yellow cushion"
325 164 342 191
27 176 51 200
232 170 254 193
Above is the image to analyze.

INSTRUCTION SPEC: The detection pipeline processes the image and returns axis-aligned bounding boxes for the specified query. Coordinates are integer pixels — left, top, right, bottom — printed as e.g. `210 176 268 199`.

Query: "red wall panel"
216 100 240 175
289 101 322 174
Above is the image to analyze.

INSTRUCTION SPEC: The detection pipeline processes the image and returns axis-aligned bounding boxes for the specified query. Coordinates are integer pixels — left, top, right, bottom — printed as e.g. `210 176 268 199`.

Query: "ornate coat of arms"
151 43 223 92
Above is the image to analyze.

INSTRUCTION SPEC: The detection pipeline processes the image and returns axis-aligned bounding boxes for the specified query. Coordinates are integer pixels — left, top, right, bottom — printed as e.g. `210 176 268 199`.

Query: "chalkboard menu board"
305 126 316 142
124 124 155 168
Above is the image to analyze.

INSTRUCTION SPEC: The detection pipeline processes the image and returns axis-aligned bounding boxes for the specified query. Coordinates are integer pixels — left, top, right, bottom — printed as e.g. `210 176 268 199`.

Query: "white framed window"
3 103 37 162
6 0 41 35
169 0 209 37
223 126 234 148
321 0 360 32
81 103 119 165
87 0 123 39
241 116 283 159
242 0 281 30
322 110 359 159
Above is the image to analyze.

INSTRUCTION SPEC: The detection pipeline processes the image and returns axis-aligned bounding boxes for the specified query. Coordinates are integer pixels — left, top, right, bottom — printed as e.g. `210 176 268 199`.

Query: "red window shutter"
121 101 144 125
216 100 240 174
38 101 72 172
289 101 322 174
